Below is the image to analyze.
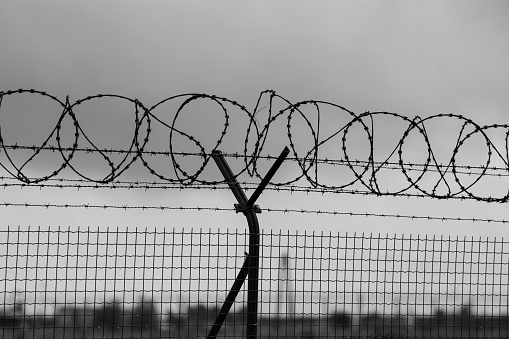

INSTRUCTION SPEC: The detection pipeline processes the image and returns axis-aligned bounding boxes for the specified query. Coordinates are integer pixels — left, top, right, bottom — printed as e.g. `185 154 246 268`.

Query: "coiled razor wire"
1 89 509 202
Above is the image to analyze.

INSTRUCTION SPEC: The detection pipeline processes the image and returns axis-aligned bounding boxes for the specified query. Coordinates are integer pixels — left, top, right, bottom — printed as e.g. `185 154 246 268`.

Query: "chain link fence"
0 227 507 338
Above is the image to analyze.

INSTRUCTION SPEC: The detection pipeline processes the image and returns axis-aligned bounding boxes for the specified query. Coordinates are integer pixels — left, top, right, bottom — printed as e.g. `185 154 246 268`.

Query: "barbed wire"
1 89 509 202
1 147 508 177
0 176 502 203
1 201 507 224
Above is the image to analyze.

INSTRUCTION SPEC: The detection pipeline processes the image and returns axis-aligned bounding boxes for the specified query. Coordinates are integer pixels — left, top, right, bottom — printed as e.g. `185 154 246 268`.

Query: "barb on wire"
1 89 509 202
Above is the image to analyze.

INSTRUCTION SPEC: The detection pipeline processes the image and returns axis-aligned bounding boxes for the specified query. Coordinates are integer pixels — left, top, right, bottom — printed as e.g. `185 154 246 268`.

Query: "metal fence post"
209 147 289 339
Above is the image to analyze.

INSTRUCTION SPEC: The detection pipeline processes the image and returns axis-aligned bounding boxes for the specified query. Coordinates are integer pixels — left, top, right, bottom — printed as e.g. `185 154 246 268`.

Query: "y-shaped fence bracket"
207 146 289 339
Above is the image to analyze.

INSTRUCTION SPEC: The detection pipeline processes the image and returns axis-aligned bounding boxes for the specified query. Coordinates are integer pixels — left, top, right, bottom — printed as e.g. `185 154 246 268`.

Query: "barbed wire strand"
1 146 508 176
0 201 507 225
0 177 505 203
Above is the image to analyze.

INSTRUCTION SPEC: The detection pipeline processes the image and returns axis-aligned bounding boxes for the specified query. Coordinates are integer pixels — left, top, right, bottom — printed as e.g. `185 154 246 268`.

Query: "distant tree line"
0 299 508 338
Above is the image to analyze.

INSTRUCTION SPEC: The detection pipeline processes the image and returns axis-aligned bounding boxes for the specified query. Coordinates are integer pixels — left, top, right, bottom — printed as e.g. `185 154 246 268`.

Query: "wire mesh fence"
0 227 507 338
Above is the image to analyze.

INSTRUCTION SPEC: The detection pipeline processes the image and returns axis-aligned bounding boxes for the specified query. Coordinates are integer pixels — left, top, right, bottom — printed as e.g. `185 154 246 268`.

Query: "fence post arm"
211 150 249 206
210 148 289 339
246 146 289 207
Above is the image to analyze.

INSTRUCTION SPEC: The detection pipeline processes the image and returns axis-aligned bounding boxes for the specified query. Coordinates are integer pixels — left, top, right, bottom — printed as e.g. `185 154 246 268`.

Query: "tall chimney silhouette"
276 253 294 316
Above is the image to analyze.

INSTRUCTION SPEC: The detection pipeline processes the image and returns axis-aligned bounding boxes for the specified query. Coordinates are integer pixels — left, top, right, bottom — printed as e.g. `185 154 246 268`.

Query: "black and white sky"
1 1 509 237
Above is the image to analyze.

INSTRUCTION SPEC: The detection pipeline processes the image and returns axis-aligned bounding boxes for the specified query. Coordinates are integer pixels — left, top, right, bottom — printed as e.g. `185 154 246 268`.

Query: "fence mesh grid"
0 227 508 338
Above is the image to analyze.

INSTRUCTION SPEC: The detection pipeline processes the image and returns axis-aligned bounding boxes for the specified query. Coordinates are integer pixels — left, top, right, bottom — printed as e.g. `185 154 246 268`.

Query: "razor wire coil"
1 89 509 202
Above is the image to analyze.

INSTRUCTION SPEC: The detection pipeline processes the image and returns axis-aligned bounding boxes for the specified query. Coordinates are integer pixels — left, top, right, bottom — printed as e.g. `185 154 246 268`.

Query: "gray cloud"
0 1 508 236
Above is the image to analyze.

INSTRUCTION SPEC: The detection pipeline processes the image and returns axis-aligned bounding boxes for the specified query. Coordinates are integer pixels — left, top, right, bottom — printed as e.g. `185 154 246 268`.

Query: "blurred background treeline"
1 297 508 339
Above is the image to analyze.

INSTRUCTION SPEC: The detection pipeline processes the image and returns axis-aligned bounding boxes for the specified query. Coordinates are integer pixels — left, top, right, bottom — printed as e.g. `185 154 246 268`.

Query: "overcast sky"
1 1 509 238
